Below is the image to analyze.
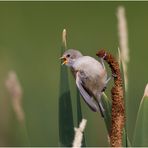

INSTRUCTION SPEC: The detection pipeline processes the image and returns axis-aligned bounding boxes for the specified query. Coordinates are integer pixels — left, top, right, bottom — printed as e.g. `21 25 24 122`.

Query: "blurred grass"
0 1 147 146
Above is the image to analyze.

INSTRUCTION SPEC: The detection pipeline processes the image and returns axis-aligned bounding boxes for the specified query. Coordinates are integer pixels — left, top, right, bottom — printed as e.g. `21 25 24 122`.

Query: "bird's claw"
102 52 107 59
112 73 117 78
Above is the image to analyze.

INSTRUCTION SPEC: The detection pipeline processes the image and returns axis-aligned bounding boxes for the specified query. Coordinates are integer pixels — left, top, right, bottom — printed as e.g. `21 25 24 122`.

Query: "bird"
60 49 110 117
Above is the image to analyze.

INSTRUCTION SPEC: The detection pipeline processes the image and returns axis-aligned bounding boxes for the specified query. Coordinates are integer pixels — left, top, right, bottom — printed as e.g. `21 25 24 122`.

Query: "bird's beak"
59 56 68 65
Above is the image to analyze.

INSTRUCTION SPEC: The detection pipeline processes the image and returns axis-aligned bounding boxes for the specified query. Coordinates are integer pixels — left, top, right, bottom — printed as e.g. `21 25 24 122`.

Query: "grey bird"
60 49 109 117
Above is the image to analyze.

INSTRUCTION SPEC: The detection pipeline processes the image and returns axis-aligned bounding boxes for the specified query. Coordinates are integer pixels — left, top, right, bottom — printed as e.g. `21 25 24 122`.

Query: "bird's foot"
112 73 117 78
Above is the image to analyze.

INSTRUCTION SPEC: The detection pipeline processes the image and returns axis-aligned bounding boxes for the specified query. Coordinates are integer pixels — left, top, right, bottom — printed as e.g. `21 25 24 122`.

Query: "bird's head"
60 49 83 67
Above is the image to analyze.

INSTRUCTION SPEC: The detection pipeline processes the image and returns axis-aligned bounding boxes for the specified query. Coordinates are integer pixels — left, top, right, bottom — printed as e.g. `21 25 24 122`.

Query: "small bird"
60 49 109 117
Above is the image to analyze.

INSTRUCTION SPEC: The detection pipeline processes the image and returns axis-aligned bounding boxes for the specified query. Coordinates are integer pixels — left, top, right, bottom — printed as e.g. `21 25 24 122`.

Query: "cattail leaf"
133 95 148 146
76 90 82 124
58 29 74 147
122 127 131 147
102 93 112 134
76 89 86 147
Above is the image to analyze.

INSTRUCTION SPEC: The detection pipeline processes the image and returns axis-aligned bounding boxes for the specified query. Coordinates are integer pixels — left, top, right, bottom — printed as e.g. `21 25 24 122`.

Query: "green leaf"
122 127 131 147
76 89 86 147
58 30 74 147
133 95 148 146
102 93 112 134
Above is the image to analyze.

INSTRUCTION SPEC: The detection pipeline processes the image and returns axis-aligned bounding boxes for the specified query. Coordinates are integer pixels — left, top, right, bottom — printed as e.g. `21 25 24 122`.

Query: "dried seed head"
72 119 87 148
5 71 25 124
117 6 129 91
117 6 129 63
97 49 125 147
5 71 22 98
144 83 148 97
62 29 67 49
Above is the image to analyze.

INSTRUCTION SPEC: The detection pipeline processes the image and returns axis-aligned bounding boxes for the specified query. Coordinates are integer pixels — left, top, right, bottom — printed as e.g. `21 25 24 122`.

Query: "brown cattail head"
97 49 125 147
96 49 122 86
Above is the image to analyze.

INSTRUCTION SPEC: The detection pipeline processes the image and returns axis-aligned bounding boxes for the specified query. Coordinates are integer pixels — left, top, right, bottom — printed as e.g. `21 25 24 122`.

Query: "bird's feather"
76 72 99 112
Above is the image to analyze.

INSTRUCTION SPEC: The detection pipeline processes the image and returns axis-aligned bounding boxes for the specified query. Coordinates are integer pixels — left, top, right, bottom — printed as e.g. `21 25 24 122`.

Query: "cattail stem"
96 49 125 147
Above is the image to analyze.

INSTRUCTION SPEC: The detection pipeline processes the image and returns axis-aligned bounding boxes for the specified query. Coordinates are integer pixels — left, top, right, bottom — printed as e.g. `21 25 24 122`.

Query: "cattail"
5 71 25 124
117 6 129 92
72 119 87 148
97 49 125 147
62 29 67 49
143 83 148 97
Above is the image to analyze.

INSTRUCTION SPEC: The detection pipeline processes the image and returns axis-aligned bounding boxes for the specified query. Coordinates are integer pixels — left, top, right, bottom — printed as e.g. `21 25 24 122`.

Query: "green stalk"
76 89 86 147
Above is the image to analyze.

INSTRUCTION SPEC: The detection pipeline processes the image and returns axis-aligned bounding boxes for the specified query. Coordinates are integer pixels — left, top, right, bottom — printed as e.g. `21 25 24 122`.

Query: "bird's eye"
66 54 70 58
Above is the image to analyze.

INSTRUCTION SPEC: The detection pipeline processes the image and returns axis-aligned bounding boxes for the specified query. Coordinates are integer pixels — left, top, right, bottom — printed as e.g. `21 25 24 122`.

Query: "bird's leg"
101 77 111 92
112 73 117 78
100 52 107 69
106 77 111 84
101 58 105 70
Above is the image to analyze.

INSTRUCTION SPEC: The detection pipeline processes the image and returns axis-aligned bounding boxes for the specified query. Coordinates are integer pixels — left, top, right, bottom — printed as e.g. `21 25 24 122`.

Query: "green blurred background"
0 1 147 146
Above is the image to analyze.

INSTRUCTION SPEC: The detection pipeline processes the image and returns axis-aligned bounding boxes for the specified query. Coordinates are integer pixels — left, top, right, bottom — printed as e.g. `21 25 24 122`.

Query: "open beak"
59 56 68 65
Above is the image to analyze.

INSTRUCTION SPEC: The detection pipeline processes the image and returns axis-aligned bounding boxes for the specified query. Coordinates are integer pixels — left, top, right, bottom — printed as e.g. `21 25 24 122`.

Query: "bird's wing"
76 72 99 112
